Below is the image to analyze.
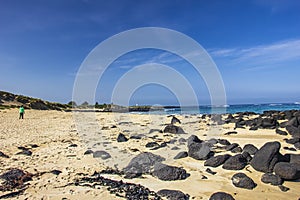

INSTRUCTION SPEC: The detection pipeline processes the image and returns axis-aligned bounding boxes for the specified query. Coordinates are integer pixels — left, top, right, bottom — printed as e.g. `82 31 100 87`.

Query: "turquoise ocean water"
146 103 300 115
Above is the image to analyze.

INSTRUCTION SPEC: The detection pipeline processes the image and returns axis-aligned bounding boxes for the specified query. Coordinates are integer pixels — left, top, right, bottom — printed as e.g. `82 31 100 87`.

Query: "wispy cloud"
209 39 300 70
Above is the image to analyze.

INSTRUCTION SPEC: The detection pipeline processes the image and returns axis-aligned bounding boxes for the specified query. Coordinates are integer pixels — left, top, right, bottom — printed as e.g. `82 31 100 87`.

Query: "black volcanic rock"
164 124 185 134
231 173 256 190
275 128 288 136
0 151 9 158
174 151 188 160
290 154 300 165
209 192 235 200
157 189 189 200
294 142 300 150
187 135 202 146
222 154 247 170
204 154 231 167
284 137 300 144
152 163 190 181
188 142 214 160
171 116 181 124
93 151 111 160
218 139 231 146
261 173 283 186
243 144 258 155
123 152 165 179
225 143 239 151
274 162 300 180
250 141 281 173
117 133 128 142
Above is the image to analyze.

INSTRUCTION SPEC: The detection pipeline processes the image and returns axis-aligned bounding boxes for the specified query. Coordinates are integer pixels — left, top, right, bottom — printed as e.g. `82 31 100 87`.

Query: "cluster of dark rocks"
75 170 189 200
0 168 33 198
84 111 300 199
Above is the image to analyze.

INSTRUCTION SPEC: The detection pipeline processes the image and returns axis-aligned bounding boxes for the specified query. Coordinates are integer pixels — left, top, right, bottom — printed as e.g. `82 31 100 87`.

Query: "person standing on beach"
19 105 25 119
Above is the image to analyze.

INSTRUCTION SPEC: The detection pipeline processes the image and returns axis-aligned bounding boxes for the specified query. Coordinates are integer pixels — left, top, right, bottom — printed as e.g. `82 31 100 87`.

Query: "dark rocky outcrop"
164 124 185 134
152 163 190 181
231 173 256 190
157 189 189 200
123 152 165 178
222 154 247 170
204 154 231 167
274 162 300 180
250 141 282 173
209 192 235 200
261 173 283 186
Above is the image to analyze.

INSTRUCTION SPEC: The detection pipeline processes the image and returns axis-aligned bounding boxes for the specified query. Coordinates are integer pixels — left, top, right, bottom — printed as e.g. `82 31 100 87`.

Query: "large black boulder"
123 152 165 178
222 154 247 170
274 162 300 180
152 163 190 181
231 173 257 190
243 144 258 155
164 124 185 134
250 141 282 173
289 154 300 165
187 135 202 146
188 142 214 160
204 154 231 167
157 189 189 200
261 173 283 186
209 192 235 200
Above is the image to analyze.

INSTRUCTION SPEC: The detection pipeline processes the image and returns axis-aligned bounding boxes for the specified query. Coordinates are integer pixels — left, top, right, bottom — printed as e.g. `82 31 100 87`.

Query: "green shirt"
19 107 25 113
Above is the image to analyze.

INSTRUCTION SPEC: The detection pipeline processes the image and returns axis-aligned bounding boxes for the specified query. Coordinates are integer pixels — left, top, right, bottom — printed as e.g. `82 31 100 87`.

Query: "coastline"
0 108 300 199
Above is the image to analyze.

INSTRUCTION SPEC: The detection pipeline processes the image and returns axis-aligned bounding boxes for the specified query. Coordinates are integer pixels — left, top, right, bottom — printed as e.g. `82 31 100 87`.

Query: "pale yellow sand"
0 109 299 200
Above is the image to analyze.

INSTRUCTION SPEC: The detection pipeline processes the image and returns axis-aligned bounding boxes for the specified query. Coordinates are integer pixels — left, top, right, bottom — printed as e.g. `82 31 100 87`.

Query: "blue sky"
1 0 300 105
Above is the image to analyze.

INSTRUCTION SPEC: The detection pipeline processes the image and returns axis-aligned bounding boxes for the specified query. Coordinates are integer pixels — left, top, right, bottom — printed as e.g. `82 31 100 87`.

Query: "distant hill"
0 91 70 110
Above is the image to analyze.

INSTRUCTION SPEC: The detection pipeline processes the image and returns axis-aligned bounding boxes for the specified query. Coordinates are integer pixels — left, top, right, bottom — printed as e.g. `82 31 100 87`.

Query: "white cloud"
209 39 300 70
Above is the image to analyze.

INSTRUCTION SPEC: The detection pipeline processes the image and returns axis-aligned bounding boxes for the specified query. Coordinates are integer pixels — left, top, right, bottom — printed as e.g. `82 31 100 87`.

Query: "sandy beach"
0 109 299 200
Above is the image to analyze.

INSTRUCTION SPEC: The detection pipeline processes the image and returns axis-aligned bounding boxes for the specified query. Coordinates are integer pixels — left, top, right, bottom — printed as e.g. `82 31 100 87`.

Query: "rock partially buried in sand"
204 154 231 168
123 152 165 179
117 133 128 142
93 150 111 160
174 151 188 159
222 154 247 170
171 116 181 124
250 141 282 173
261 173 283 186
152 163 190 181
157 189 189 200
16 150 32 156
0 151 9 158
274 162 300 180
231 173 257 190
163 124 185 134
209 192 235 200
